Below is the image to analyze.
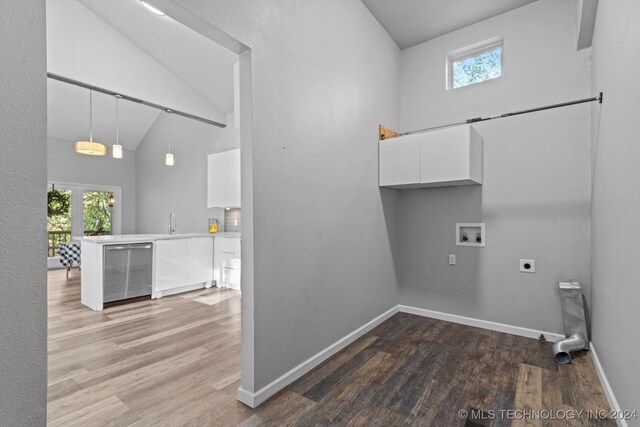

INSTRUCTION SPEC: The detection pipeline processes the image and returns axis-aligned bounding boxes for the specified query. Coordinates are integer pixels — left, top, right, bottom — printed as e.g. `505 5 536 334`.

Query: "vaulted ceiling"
46 0 238 150
47 0 539 149
362 0 538 49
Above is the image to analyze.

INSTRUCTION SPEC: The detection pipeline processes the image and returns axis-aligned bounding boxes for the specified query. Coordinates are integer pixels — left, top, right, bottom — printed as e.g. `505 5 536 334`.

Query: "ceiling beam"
47 72 226 128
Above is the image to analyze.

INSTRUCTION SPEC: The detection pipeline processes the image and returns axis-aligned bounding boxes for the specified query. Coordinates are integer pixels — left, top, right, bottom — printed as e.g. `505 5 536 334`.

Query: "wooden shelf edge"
379 124 398 141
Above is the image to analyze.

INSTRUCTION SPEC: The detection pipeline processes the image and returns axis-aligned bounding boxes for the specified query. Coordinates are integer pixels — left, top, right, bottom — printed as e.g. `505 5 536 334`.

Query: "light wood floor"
48 268 251 426
49 269 613 426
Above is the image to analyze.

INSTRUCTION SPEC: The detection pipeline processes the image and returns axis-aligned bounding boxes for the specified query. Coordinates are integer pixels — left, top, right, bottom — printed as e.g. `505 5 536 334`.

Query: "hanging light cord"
115 95 119 146
168 109 173 152
89 90 93 142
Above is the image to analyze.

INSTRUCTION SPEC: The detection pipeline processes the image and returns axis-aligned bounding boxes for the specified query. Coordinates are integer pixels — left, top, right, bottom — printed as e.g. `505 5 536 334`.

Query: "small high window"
447 38 503 90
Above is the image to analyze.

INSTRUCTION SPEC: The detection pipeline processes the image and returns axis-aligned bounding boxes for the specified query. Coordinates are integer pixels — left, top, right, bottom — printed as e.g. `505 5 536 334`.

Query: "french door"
47 182 121 265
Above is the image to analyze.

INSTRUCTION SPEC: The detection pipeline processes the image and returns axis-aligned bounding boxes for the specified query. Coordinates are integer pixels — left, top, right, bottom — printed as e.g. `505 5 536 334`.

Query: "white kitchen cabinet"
80 235 216 309
207 149 241 208
207 153 227 209
214 237 241 290
227 149 241 208
379 124 482 189
187 237 214 285
155 237 214 297
155 239 188 292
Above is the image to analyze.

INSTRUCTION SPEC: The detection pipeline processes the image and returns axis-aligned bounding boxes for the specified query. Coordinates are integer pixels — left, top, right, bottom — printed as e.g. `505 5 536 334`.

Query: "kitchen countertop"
75 232 240 244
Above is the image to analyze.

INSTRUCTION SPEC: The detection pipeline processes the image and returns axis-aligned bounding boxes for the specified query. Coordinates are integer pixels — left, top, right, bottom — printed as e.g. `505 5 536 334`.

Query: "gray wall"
135 112 239 234
590 0 640 416
398 0 592 334
47 137 137 234
0 0 48 424
173 0 401 391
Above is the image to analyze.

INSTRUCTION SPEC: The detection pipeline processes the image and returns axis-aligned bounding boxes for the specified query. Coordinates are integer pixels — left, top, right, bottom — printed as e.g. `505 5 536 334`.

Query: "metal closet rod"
47 72 226 128
394 92 604 138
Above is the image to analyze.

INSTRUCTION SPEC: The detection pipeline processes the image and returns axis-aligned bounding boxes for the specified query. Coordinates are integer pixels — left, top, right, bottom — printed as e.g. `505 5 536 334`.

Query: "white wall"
47 137 137 234
135 113 239 234
0 0 47 424
169 0 401 393
590 0 640 416
398 0 592 334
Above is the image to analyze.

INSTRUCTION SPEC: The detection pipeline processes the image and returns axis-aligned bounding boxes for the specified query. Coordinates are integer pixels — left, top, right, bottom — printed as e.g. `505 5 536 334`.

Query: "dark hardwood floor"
48 269 613 426
242 312 614 427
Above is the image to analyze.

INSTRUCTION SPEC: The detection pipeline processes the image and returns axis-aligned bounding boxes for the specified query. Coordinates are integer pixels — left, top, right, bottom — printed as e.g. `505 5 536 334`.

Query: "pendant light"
112 94 123 158
75 90 107 156
165 109 175 166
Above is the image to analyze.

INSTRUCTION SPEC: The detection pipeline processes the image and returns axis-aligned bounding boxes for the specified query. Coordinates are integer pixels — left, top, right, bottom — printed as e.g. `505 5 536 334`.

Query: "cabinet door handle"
222 251 236 255
105 244 153 250
223 266 234 270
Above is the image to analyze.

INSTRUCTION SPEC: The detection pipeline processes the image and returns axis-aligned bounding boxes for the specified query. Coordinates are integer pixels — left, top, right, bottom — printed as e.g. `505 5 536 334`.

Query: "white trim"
236 305 399 408
398 305 565 342
236 387 255 408
153 282 211 299
589 342 627 427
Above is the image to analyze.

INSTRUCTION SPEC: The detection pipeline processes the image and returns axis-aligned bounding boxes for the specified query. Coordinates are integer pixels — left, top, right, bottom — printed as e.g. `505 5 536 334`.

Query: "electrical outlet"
449 254 456 265
519 259 535 273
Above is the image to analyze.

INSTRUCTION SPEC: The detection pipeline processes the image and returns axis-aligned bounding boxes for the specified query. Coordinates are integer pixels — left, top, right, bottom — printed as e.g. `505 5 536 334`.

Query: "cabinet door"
207 152 228 208
215 237 241 255
379 135 420 187
219 253 241 289
155 239 187 291
420 126 470 184
187 238 213 284
227 149 241 208
214 237 241 288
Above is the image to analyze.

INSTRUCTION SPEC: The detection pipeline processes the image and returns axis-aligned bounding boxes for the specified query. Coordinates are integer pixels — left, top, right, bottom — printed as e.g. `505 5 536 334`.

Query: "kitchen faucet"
169 213 176 235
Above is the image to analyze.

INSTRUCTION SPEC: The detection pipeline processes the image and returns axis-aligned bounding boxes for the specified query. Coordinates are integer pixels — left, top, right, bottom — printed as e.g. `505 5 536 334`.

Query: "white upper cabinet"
379 124 482 189
207 149 241 208
207 152 227 208
379 133 421 187
226 149 241 208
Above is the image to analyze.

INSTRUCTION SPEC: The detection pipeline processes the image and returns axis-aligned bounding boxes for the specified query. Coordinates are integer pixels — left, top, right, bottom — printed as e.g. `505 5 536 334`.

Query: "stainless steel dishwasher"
103 243 153 303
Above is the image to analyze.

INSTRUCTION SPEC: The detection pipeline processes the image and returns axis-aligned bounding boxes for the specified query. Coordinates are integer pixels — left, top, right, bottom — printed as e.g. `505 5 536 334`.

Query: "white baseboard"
589 342 627 427
154 282 209 299
236 305 399 408
398 305 565 342
236 387 255 408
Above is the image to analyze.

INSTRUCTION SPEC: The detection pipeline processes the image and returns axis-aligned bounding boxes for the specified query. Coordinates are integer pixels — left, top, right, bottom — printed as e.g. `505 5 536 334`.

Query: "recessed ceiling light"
139 1 166 16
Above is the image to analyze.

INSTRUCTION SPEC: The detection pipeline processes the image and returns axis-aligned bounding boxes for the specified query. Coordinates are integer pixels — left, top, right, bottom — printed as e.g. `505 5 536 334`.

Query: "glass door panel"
83 191 113 236
47 183 120 263
47 187 73 257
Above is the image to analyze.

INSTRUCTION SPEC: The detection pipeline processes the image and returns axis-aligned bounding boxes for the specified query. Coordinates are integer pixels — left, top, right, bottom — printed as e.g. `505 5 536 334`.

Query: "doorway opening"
45 0 254 423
